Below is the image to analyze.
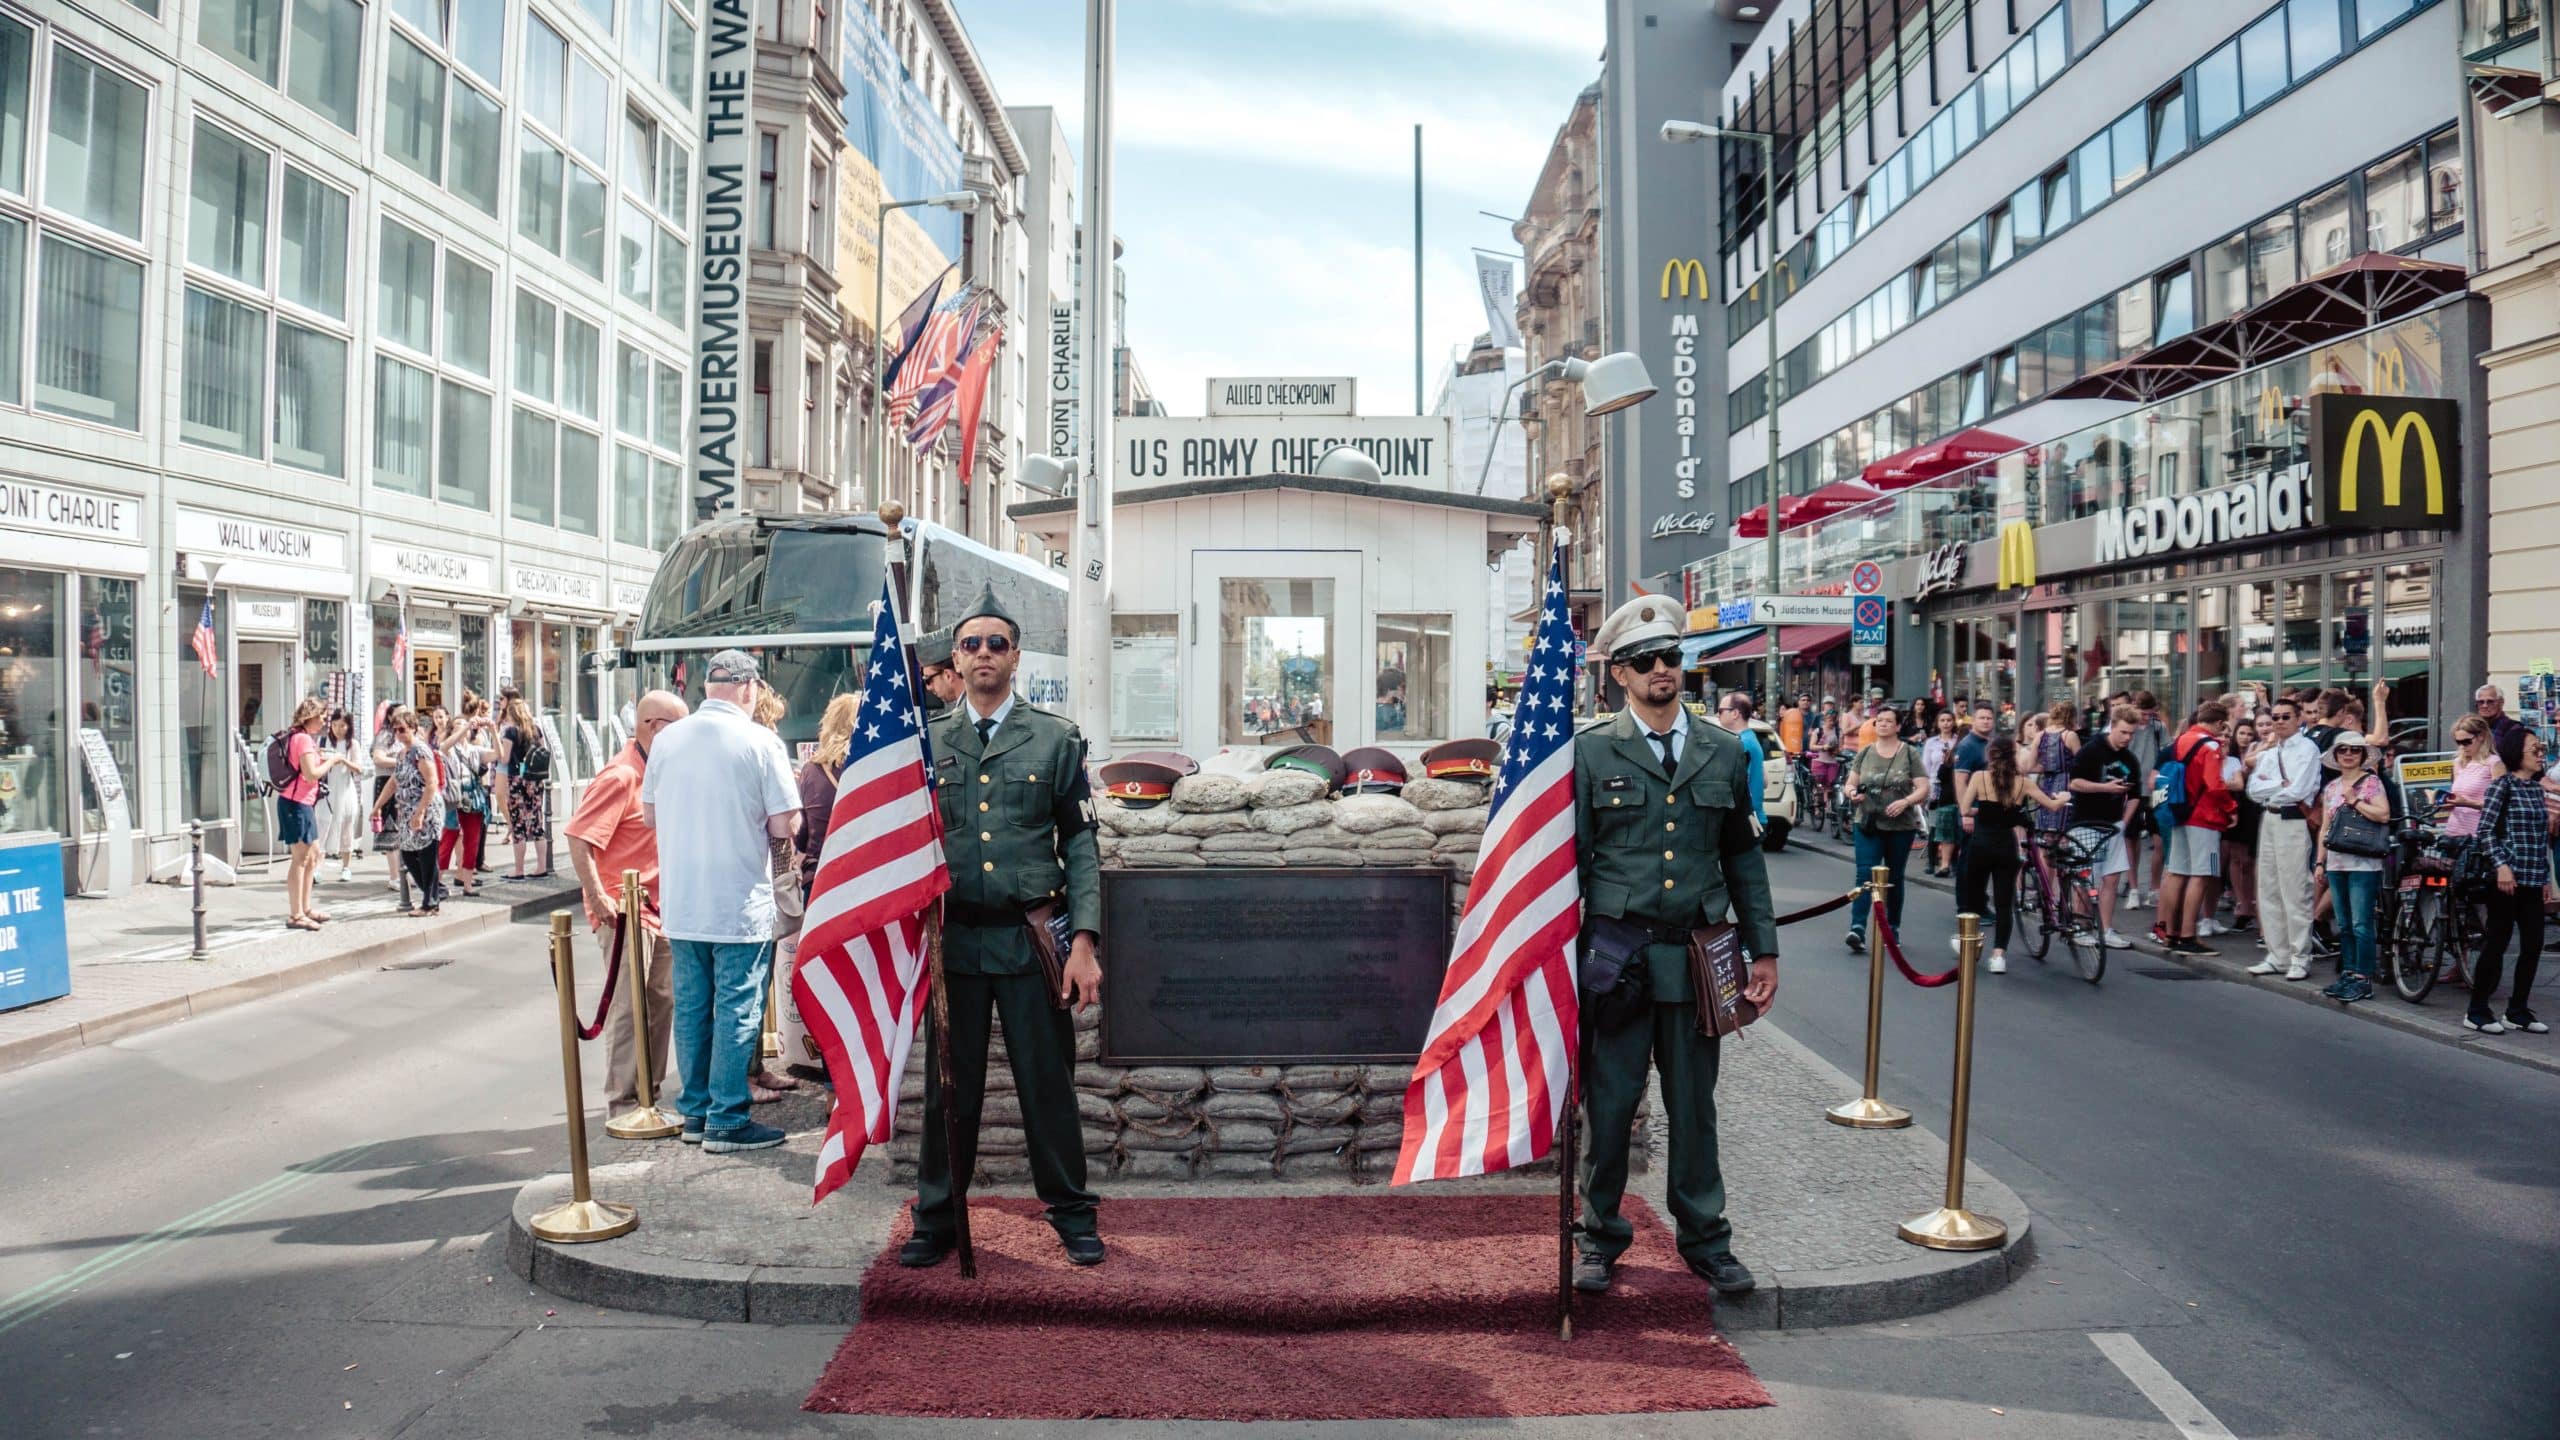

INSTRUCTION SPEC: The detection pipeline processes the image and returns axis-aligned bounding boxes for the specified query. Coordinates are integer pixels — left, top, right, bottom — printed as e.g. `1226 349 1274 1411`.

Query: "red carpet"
806 1194 1770 1421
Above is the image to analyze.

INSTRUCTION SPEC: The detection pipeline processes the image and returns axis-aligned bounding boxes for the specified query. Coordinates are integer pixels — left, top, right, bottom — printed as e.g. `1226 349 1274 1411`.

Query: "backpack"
264 730 298 791
518 729 553 785
2149 733 2203 831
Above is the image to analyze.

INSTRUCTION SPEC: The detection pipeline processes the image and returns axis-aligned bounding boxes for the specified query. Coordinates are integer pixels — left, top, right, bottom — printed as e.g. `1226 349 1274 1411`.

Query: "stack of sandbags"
1115 1066 1207 1179
1336 793 1436 868
1409 778 1493 883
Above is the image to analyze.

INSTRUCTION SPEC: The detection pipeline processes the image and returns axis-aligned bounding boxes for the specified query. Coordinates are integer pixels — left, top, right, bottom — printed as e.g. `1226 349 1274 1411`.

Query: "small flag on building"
189 596 220 680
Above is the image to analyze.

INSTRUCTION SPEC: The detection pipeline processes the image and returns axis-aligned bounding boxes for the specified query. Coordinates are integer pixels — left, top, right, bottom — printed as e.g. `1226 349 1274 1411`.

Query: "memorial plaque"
1100 868 1453 1066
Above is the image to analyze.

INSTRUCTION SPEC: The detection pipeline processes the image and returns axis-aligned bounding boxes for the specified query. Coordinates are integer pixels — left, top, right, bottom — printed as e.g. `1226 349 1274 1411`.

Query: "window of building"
202 0 362 133
508 292 605 534
373 217 495 508
755 130 779 249
577 0 615 34
807 151 832 261
2298 181 2353 269
748 339 772 468
2109 109 2148 193
2364 146 2423 252
2204 229 2250 322
1221 579 1335 746
26 42 150 431
802 353 822 471
383 5 505 215
2073 132 2112 218
45 48 147 243
2248 208 2297 300
613 342 687 549
1375 614 1450 742
2424 127 2462 233
2153 265 2196 345
2194 39 2240 136
2289 0 2344 73
620 109 690 325
2358 0 2414 41
663 1 696 109
2238 10 2289 111
2148 83 2188 168
2040 164 2074 236
517 15 606 276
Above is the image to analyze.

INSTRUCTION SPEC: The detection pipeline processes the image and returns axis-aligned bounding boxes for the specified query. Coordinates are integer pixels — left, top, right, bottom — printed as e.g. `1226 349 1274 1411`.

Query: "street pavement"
2 876 2553 1437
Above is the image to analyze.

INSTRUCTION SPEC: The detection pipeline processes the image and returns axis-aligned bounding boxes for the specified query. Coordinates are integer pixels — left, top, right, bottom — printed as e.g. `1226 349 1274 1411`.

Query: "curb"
0 887 580 1077
1784 832 2560 1081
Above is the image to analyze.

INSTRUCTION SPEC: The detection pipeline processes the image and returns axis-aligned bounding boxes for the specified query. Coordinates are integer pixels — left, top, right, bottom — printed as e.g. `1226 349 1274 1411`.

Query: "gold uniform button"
1666 792 1678 804
1663 849 1676 860
982 861 995 872
1027 772 1037 781
1662 878 1676 889
1664 821 1676 833
980 831 992 842
980 774 992 785
978 801 990 812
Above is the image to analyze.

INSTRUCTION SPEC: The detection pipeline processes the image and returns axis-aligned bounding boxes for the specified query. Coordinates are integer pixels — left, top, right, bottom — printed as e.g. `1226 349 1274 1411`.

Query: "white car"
1745 719 1799 851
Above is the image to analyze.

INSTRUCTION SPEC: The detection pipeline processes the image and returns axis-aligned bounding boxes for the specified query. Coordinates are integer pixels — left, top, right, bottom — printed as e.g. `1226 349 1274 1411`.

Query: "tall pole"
1069 0 1117 750
1414 124 1425 415
1760 133 1784 709
872 201 891 515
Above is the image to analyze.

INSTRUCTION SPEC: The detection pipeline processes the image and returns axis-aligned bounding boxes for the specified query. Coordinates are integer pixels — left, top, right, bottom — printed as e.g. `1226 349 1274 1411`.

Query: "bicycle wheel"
2017 855 2053 963
2394 891 2442 1004
2063 874 2107 984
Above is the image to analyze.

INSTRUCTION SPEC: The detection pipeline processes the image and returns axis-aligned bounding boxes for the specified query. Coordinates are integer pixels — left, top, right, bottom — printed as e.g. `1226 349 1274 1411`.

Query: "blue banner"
840 11 966 259
0 836 68 1013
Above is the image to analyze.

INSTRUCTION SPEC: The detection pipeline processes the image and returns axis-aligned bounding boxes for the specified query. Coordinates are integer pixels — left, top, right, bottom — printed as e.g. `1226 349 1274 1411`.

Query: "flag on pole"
1393 540 1583 1183
905 309 991 455
949 321 1003 486
1476 253 1522 350
391 612 410 680
879 264 954 393
189 596 220 680
887 292 978 427
790 582 951 1204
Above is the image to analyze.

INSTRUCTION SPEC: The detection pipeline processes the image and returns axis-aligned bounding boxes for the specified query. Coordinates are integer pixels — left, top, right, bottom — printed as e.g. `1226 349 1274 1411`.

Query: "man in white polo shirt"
641 649 801 1152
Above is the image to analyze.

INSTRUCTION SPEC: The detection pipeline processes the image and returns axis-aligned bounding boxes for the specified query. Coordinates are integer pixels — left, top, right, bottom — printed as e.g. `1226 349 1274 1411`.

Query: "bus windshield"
640 522 888 640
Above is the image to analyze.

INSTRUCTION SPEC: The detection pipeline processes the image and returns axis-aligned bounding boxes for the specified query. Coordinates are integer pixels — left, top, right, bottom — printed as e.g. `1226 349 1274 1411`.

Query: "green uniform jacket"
1573 710 1780 999
930 699 1102 977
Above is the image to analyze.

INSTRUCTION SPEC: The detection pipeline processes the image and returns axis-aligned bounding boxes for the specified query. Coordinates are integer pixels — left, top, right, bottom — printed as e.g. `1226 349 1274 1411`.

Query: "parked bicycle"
2020 828 2109 985
2377 801 2479 1005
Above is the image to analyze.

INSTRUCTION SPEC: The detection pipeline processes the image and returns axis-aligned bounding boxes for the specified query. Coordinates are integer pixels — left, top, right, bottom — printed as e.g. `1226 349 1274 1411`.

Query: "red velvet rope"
1772 887 1863 928
1870 910 1960 988
549 914 627 1041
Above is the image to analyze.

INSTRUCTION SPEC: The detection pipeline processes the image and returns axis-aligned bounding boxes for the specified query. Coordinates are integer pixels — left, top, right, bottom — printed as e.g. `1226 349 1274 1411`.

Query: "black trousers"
1958 844 2020 949
914 971 1097 1240
399 844 443 908
2470 887 2546 1019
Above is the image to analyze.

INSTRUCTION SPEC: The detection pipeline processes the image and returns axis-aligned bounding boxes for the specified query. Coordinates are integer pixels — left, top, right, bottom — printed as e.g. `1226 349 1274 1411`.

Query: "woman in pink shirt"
278 697 333 931
2441 715 2500 840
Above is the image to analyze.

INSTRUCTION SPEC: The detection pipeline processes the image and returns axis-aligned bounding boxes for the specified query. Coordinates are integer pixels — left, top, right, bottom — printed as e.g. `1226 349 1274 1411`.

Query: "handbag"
2326 780 2392 860
1686 922 1760 1039
1577 914 1654 1028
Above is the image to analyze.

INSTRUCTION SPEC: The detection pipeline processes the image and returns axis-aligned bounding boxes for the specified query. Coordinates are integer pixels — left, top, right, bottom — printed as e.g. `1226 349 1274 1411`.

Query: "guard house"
1008 471 1543 763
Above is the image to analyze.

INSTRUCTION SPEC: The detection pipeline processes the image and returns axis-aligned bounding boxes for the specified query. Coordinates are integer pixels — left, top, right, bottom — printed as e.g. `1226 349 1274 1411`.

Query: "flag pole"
1546 484 1577 1343
925 894 974 1278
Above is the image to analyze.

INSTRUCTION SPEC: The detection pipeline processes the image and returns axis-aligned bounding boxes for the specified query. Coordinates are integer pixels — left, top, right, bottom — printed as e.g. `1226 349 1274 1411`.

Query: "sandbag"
1353 1123 1404 1152
1200 830 1285 852
1281 1089 1360 1125
1168 809 1254 837
1208 1064 1283 1092
1423 807 1488 836
1099 800 1175 836
1247 768 1329 808
1360 1094 1408 1125
1119 1149 1198 1181
1203 1119 1280 1153
1276 1150 1355 1181
1123 851 1207 867
1280 848 1363 867
1199 748 1269 777
1279 822 1352 848
1096 836 1120 860
976 1156 1032 1182
1074 1026 1100 1061
1358 848 1435 868
1278 1121 1359 1156
1334 794 1425 833
1199 1090 1285 1124
1077 1091 1118 1126
1404 777 1491 811
975 1125 1029 1156
1357 825 1437 849
1081 1123 1120 1155
1170 773 1250 813
1123 1067 1207 1100
1120 1124 1203 1152
1204 1152 1276 1180
1118 833 1201 853
1358 1065 1413 1092
1283 1063 1364 1090
1073 1063 1123 1093
980 1094 1024 1127
1208 851 1285 866
1250 802 1333 835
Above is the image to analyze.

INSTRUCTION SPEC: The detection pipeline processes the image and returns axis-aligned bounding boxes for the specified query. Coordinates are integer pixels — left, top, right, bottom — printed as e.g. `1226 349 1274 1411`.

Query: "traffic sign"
1850 596 1888 668
1850 561 1884 596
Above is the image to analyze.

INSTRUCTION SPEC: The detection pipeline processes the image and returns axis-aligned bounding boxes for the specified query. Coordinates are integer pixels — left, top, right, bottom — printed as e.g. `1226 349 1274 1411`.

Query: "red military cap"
1340 747 1408 795
1421 738 1502 780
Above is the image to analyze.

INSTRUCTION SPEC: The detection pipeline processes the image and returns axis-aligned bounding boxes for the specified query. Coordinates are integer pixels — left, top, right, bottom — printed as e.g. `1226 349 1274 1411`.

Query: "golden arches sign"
2336 408 2445 516
2308 393 2461 531
1660 258 1709 301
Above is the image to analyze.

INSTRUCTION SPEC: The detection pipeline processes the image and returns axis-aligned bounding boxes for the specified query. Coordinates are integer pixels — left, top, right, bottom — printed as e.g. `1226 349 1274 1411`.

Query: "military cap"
1340 746 1407 795
955 583 1018 637
1593 594 1686 663
1421 738 1501 780
915 626 954 669
1098 757 1185 807
1120 749 1200 777
1266 743 1345 790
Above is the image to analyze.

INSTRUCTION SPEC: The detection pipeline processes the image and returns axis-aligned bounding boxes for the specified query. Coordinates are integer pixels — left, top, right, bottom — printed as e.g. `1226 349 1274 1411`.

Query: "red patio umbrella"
1733 479 1890 538
1861 427 2024 489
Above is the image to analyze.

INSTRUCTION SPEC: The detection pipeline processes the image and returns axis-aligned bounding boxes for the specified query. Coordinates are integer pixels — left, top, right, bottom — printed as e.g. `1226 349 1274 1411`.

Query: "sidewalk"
1788 831 2560 1081
0 855 578 1075
507 1018 2033 1332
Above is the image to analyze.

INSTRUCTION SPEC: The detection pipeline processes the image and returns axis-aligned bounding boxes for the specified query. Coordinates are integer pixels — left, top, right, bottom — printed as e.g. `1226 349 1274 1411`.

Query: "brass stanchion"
531 911 639 1243
1827 864 1913 1129
761 947 783 1060
606 868 680 1139
1899 912 2007 1251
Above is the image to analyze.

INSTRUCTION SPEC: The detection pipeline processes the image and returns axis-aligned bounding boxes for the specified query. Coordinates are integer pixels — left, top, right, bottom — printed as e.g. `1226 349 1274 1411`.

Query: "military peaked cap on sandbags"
1339 747 1408 795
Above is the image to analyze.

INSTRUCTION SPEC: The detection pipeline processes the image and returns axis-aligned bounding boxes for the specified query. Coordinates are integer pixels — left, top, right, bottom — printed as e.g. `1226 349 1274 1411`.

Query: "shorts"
1928 803 1961 845
2069 825 2131 879
2165 825 2223 878
277 797 317 846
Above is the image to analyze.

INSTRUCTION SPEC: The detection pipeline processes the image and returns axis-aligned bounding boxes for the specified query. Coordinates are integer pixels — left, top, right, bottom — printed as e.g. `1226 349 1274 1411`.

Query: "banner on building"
1049 302 1078 462
1475 254 1521 350
835 5 967 343
692 0 754 521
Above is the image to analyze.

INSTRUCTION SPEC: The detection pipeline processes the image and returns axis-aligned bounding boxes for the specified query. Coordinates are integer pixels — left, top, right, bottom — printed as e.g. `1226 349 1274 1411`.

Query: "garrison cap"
1266 742 1345 790
955 583 1018 636
1421 738 1501 780
1340 746 1407 795
1098 757 1186 807
915 626 954 668
1593 594 1686 664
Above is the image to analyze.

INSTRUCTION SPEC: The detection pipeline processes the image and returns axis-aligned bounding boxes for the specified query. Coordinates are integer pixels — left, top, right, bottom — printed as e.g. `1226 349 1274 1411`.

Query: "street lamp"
1315 445 1384 485
1470 350 1657 495
872 191 982 516
1663 118 1785 708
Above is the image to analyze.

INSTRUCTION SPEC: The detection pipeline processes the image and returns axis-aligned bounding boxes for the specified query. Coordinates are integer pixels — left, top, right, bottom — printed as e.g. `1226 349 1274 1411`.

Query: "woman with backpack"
273 697 339 931
495 693 553 879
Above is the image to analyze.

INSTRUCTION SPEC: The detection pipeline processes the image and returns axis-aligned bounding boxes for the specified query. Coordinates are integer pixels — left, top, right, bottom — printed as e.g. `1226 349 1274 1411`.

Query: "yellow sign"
1659 257 1709 301
1687 604 1719 632
1995 520 2037 590
2373 345 2408 396
2396 757 2455 786
2257 384 2286 432
2337 408 2446 516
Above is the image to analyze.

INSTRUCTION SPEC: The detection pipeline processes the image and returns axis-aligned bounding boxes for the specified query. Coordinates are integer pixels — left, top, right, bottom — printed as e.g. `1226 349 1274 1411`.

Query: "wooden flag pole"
926 894 975 1279
1557 1074 1578 1341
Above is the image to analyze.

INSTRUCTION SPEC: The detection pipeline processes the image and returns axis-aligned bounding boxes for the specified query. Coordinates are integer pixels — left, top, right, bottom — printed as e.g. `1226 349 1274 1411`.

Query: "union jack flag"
790 582 950 1204
886 292 980 428
1394 540 1583 1183
904 312 991 454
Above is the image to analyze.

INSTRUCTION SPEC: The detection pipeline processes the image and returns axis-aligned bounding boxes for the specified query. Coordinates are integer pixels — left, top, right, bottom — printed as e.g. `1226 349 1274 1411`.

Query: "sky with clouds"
954 0 1607 417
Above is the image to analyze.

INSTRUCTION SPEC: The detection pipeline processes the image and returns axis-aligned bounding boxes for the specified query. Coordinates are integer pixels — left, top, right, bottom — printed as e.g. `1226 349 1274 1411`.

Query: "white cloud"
1182 0 1603 53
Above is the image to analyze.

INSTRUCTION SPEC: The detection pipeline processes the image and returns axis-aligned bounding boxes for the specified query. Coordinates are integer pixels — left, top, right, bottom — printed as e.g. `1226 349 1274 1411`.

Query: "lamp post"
1663 120 1783 707
1472 351 1658 496
871 191 981 516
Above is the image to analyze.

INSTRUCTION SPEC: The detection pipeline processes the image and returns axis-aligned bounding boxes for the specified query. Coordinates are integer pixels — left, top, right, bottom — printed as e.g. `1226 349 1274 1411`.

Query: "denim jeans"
1850 827 1917 936
2326 868 2381 979
671 939 771 1133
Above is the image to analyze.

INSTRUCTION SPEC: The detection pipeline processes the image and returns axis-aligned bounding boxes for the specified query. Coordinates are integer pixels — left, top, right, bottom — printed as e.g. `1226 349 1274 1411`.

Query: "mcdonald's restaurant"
1884 300 2487 751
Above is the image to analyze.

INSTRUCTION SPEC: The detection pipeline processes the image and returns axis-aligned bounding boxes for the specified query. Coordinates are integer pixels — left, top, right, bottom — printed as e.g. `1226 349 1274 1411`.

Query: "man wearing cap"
1571 595 1780 1299
905 585 1108 1269
640 651 802 1153
917 629 964 717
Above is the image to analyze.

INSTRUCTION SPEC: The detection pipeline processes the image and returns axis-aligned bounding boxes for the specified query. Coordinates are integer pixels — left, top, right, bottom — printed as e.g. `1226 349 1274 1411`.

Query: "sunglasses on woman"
955 634 1013 655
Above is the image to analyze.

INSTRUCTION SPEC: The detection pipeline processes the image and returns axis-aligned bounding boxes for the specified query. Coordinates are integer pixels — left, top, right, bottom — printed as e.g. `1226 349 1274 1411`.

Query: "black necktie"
977 716 996 746
1649 729 1675 778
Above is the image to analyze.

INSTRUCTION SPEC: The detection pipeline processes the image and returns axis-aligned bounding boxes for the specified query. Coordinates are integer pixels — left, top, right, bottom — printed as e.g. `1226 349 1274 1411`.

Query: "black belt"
2271 804 2308 820
944 898 1030 928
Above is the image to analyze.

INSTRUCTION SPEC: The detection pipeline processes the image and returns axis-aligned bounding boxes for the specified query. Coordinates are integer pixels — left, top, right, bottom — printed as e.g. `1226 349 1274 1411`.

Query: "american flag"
391 612 410 679
1394 540 1583 1183
886 292 979 428
789 581 951 1204
189 596 220 679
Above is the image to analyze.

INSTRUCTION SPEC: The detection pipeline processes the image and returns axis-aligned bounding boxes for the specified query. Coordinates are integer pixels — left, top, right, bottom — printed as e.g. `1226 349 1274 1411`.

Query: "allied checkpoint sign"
1100 868 1453 1065
0 833 68 1013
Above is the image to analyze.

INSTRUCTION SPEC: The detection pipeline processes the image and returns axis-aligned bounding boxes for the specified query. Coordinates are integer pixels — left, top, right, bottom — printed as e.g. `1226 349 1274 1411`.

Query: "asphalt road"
2 884 2553 1438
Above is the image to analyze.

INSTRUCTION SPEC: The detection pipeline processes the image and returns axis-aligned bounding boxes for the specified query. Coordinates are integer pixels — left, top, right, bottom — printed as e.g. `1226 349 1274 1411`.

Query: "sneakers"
1987 950 2007 974
703 1120 785 1153
2323 975 2375 1004
2226 915 2256 934
679 1114 704 1145
2150 921 2171 945
2465 1013 2509 1035
2197 919 2223 938
337 866 355 883
2101 929 2133 949
2169 937 2218 957
2508 1010 2550 1035
1572 1252 1615 1294
1950 935 1963 955
1846 928 1866 952
2245 958 2284 976
2284 964 2312 982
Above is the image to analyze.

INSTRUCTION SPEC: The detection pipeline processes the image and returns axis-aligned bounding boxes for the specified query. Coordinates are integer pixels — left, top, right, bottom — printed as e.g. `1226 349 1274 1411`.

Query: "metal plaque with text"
1099 867 1453 1066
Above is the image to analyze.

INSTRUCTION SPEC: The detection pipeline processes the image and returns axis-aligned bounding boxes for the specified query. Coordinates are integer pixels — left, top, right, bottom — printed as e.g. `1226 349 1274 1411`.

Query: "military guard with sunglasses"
1569 594 1779 1298
902 585 1110 1269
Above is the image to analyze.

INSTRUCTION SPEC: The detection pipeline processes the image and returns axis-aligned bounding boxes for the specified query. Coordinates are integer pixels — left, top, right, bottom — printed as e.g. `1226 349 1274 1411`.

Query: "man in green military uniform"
1572 594 1780 1297
901 586 1108 1268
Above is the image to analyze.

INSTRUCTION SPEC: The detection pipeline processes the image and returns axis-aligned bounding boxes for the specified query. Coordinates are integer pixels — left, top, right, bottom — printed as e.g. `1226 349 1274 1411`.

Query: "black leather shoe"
1061 1233 1107 1267
897 1232 953 1268
1571 1252 1614 1294
1688 1251 1756 1295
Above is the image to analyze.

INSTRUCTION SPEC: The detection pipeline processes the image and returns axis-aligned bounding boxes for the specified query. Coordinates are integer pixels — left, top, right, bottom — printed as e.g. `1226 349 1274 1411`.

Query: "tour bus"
623 512 1069 755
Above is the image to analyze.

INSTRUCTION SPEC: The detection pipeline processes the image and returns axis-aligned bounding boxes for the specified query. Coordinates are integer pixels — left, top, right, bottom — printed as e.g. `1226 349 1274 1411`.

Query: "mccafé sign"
2309 393 2461 530
2094 466 2315 565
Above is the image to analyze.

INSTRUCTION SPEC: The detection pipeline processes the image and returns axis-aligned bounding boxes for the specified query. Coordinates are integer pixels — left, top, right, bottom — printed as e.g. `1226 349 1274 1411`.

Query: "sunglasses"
1617 651 1679 674
955 634 1013 655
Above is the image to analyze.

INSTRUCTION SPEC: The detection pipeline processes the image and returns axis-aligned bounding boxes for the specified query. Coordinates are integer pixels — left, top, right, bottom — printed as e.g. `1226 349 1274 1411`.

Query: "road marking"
0 1141 386 1336
2090 1332 2237 1440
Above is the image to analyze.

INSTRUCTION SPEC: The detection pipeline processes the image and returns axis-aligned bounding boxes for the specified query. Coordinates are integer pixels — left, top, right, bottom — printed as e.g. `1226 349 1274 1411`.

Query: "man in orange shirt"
568 689 689 1111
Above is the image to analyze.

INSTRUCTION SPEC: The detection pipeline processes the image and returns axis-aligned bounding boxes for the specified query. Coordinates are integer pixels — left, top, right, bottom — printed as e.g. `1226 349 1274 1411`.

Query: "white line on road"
2091 1332 2237 1440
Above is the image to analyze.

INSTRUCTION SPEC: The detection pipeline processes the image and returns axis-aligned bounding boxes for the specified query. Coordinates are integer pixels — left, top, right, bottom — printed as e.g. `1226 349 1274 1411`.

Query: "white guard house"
1008 407 1544 763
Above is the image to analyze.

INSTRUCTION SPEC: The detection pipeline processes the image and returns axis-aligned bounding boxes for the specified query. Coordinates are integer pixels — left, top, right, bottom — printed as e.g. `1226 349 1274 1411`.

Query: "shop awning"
1861 428 2024 489
1698 625 1849 663
1682 627 1763 669
2054 253 2467 404
1733 479 1890 538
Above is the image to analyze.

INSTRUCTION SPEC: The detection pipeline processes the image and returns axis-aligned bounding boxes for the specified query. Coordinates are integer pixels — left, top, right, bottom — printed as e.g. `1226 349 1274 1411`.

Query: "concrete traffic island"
507 1017 2031 1331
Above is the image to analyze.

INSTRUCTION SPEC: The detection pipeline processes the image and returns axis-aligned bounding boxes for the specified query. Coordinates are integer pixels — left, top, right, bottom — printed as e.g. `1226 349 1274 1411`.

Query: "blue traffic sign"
1851 597 1889 651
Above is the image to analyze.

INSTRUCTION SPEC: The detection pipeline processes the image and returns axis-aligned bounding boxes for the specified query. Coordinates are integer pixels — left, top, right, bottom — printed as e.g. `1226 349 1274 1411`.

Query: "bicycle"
2025 827 2110 985
2378 808 2478 1005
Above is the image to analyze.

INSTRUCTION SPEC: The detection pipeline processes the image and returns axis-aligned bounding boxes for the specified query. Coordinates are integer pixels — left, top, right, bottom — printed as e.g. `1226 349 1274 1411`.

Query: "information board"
0 834 68 1012
1099 867 1453 1065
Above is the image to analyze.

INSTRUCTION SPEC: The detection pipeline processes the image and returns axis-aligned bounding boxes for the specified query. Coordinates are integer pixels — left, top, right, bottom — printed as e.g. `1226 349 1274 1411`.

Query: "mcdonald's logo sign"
2257 384 2287 433
2309 393 2461 532
1996 520 2037 590
2373 345 2409 396
1660 257 1709 301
